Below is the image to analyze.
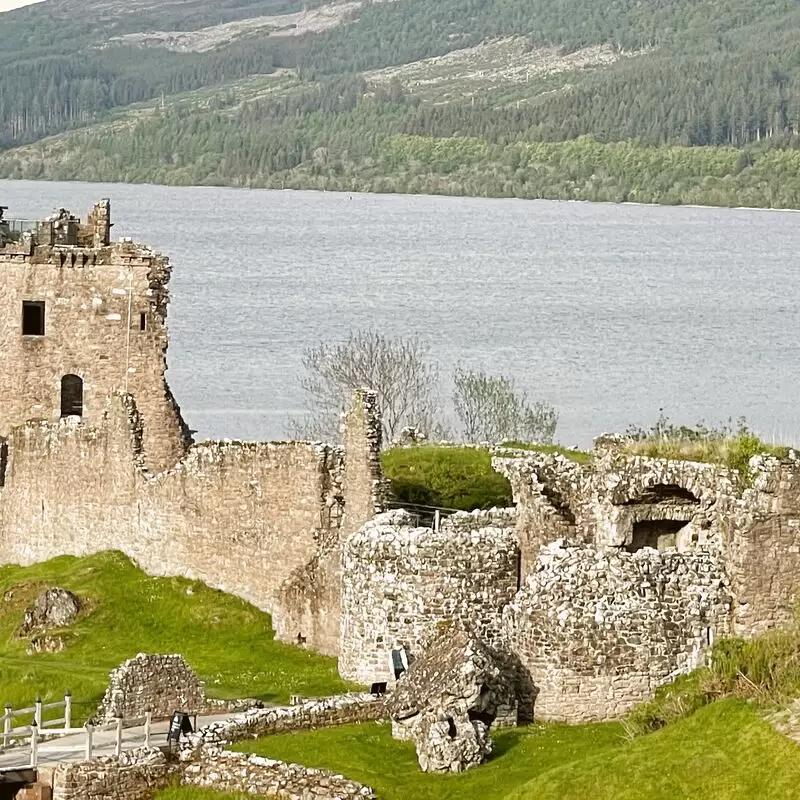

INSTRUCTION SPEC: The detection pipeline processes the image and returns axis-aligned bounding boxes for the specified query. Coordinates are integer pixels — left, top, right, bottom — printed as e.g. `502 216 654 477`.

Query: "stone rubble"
387 629 515 773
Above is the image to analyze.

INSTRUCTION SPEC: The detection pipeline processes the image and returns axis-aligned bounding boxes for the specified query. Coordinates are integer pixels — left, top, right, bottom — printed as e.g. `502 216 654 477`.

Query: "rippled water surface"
3 179 799 447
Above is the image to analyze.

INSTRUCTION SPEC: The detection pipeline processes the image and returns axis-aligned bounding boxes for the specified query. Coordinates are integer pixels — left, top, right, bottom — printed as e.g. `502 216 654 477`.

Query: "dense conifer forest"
3 0 800 205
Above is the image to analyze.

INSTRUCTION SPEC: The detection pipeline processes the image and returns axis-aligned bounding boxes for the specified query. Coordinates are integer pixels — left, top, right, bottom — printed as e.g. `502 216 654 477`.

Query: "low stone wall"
182 748 376 799
51 748 176 800
50 695 384 800
95 653 205 722
186 693 386 747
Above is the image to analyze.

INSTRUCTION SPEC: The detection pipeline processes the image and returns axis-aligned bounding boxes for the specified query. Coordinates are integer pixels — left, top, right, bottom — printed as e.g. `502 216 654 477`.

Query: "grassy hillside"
0 551 351 721
3 0 800 206
155 700 800 800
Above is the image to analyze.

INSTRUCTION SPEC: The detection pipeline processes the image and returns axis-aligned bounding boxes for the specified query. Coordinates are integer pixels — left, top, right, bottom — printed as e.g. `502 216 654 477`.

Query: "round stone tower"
338 509 519 684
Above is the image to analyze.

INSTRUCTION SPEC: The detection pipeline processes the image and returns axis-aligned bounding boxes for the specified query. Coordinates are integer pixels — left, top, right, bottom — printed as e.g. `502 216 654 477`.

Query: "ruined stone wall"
273 389 384 656
187 693 385 746
0 202 189 473
0 393 379 645
727 457 800 636
95 654 206 722
505 541 731 722
339 510 519 684
499 448 800 639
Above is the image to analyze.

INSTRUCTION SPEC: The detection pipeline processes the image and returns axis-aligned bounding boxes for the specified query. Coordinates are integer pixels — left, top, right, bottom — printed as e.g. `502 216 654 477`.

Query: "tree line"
2 0 800 151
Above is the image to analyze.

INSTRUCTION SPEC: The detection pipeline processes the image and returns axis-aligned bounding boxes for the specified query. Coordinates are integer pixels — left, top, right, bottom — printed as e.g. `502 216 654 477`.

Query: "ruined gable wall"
338 509 519 684
506 542 731 722
0 224 188 473
0 394 362 641
274 389 385 656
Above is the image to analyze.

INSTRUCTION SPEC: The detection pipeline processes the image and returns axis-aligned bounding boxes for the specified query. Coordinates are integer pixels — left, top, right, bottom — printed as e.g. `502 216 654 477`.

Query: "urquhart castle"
3 201 800 725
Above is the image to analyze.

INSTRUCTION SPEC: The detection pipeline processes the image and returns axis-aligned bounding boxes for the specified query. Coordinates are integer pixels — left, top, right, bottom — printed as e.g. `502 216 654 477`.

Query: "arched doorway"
60 374 83 418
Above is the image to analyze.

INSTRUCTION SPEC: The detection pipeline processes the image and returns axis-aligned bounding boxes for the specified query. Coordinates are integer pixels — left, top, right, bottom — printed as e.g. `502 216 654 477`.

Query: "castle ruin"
2 200 800 726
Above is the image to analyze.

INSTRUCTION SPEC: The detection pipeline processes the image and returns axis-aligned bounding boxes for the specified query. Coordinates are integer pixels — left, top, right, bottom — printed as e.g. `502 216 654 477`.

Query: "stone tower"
0 200 190 472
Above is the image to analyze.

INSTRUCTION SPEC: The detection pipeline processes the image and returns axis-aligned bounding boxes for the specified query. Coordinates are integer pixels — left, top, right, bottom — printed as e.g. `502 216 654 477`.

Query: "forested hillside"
3 0 800 205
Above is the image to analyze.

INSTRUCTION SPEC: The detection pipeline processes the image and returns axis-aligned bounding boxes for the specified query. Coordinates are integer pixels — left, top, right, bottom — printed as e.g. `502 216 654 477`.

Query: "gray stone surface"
387 629 513 773
21 587 80 633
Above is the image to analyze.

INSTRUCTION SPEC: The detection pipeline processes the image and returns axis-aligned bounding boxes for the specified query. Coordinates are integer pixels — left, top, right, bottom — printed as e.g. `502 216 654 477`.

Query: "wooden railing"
0 694 154 769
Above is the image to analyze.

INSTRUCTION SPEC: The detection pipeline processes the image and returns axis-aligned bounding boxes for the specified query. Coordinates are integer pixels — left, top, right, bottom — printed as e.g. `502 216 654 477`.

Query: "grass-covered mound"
157 700 800 800
381 444 589 512
0 552 352 721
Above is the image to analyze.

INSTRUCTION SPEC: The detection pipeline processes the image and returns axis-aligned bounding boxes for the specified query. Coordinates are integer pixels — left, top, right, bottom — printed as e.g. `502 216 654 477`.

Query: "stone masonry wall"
182 749 376 799
499 448 800 639
186 693 386 747
273 389 384 656
51 749 176 800
0 392 380 647
339 509 519 684
0 202 189 473
505 541 731 722
95 654 206 722
728 457 800 635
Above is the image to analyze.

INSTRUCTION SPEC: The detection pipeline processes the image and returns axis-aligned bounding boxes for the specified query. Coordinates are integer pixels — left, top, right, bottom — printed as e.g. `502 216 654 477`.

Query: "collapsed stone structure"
4 200 800 732
95 654 206 723
387 629 516 773
340 445 800 723
0 201 383 655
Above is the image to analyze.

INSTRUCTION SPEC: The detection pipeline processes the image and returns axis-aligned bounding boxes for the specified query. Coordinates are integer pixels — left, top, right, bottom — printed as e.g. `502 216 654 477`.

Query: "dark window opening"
139 312 147 331
60 374 84 418
627 519 689 553
446 717 457 739
22 301 45 336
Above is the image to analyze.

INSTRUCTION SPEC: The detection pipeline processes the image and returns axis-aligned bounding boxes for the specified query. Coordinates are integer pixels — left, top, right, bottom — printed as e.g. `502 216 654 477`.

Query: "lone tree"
288 330 441 443
453 366 558 444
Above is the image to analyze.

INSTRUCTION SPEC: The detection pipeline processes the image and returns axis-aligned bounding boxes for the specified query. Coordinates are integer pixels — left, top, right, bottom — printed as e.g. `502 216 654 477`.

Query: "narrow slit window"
22 301 45 336
139 312 147 331
60 374 83 418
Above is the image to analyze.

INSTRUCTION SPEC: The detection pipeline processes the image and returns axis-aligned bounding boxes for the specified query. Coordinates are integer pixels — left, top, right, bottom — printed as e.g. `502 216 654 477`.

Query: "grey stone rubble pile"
387 629 515 773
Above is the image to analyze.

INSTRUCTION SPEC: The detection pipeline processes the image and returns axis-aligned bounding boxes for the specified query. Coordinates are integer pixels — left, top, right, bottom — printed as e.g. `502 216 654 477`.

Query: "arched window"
60 374 83 418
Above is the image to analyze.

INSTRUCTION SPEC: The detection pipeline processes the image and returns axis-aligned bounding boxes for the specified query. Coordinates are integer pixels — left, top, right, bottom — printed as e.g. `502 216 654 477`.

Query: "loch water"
2 179 799 448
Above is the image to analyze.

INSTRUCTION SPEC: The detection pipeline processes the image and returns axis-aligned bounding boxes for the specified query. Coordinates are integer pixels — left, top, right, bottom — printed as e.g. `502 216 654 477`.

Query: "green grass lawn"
0 551 352 721
156 700 800 800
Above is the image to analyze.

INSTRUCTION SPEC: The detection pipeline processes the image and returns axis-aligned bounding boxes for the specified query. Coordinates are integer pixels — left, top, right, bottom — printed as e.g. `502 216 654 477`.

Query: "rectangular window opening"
139 312 147 332
22 301 45 336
